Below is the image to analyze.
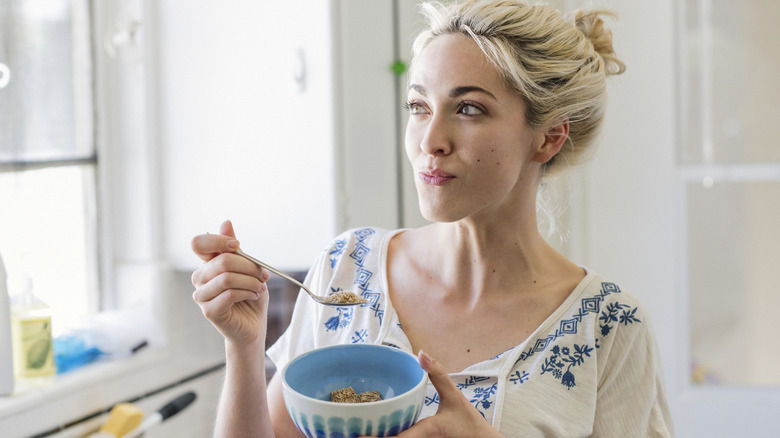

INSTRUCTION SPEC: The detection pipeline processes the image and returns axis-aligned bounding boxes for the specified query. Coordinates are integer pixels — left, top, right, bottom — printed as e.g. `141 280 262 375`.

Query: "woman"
191 1 674 436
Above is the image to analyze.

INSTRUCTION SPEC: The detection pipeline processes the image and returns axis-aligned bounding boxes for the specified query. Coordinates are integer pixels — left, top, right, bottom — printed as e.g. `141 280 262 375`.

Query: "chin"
415 185 471 223
418 202 463 224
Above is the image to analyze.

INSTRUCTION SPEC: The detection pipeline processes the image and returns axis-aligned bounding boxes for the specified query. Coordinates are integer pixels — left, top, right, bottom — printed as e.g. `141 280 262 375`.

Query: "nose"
419 113 452 156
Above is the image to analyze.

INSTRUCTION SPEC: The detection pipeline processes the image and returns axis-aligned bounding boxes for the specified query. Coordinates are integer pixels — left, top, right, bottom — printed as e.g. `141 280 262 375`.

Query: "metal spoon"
234 249 367 307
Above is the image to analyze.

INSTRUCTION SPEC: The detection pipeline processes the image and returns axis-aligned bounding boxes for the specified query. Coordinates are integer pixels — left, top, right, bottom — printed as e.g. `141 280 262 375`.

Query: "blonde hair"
411 0 626 179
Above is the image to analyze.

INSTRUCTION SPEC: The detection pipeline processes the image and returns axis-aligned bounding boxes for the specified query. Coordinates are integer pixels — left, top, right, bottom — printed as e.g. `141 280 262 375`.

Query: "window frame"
92 0 163 312
0 0 101 322
0 1 206 433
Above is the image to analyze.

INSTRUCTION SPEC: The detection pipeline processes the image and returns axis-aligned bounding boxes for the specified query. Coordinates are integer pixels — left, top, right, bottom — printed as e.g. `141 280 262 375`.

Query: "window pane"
680 0 780 164
0 0 93 162
0 165 97 333
688 181 780 386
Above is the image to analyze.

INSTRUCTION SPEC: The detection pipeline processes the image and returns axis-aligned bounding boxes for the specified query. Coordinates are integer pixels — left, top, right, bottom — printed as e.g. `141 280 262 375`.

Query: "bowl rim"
280 343 428 407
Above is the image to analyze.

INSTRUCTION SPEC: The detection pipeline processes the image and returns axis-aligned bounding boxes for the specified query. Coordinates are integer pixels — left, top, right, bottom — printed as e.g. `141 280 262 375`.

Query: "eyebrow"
408 84 497 100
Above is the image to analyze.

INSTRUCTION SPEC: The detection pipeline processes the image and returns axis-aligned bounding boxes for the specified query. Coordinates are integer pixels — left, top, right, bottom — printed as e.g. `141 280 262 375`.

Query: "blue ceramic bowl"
281 344 428 437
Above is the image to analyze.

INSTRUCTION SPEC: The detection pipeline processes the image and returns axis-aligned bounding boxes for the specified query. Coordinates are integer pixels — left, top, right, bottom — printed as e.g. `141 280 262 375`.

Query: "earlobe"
533 119 570 164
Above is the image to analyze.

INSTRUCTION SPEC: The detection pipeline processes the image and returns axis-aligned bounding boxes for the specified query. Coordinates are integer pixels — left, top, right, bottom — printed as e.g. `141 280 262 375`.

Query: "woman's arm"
215 346 303 437
215 340 275 437
191 220 285 437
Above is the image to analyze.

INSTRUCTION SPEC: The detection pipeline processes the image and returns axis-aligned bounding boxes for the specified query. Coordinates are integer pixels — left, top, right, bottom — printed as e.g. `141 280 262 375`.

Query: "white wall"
576 0 679 380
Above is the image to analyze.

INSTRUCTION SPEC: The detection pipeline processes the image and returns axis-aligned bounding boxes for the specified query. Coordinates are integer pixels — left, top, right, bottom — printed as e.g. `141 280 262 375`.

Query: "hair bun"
570 9 626 76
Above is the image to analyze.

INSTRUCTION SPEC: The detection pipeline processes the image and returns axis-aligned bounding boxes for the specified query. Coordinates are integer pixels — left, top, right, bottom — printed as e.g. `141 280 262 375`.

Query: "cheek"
470 148 525 187
404 125 419 162
471 147 509 168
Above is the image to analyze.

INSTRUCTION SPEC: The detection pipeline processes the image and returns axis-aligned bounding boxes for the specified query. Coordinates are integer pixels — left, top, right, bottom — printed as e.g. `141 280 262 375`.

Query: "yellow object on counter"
99 403 144 437
11 314 55 378
10 279 55 383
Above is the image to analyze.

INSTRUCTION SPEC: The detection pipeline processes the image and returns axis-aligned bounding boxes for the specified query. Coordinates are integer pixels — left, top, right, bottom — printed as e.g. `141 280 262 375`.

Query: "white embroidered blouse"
267 227 674 437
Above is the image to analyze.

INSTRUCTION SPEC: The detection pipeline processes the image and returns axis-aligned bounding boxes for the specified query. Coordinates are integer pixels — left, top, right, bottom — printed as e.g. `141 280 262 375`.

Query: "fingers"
192 252 269 287
191 220 241 262
219 219 236 239
418 350 460 401
191 252 270 327
197 286 259 319
192 270 265 303
191 235 240 262
196 283 259 320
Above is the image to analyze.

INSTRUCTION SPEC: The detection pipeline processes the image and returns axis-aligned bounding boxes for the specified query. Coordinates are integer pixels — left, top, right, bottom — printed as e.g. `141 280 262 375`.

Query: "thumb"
219 219 237 239
191 221 239 261
418 350 459 401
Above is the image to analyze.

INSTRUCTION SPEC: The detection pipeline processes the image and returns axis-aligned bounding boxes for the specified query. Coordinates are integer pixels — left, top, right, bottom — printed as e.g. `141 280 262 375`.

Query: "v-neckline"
375 228 598 375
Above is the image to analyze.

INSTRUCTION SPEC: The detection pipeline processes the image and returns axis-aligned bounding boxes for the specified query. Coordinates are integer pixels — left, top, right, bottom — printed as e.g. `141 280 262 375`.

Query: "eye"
404 101 429 115
457 103 484 116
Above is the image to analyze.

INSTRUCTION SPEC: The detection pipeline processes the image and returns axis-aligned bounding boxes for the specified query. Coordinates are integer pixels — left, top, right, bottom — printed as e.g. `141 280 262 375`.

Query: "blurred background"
0 0 778 436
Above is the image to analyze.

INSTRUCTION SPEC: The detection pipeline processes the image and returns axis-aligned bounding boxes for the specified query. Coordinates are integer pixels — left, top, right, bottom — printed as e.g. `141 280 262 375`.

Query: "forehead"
409 33 508 95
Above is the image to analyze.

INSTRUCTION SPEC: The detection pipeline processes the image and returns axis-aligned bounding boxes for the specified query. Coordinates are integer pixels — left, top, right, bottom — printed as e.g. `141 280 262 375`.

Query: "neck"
422 213 557 303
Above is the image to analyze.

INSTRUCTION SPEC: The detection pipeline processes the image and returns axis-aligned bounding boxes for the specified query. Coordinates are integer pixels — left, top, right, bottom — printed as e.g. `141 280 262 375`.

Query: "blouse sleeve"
593 305 675 437
266 228 383 372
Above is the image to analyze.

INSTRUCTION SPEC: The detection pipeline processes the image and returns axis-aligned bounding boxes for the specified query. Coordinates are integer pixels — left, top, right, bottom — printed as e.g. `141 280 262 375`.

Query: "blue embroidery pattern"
510 370 530 385
599 301 642 336
350 228 384 325
323 228 384 333
424 392 439 407
456 376 497 418
329 239 346 268
351 329 368 343
518 282 624 362
512 281 643 391
350 242 370 265
471 384 497 415
323 289 355 332
539 344 593 389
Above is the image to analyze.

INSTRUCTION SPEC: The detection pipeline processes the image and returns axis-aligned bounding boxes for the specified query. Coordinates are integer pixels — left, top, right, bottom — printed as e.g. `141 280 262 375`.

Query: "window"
680 0 780 386
0 0 97 331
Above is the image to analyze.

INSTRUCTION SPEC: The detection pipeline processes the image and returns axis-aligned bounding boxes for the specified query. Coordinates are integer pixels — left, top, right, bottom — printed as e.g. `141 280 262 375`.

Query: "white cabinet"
156 0 407 271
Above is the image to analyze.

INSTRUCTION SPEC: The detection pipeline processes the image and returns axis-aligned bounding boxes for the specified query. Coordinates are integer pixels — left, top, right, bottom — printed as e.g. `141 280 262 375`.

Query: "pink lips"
419 168 455 186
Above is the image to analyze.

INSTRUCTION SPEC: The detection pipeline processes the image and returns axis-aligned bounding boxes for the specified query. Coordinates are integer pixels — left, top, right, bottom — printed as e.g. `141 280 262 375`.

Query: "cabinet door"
332 0 404 232
156 1 336 270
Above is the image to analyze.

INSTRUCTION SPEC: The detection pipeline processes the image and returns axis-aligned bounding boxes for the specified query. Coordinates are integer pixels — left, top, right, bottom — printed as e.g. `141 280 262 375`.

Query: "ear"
532 119 569 164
